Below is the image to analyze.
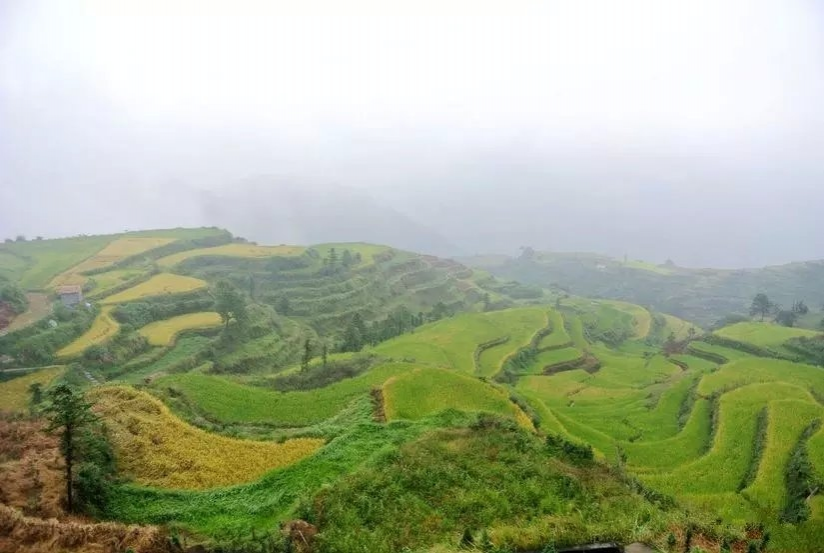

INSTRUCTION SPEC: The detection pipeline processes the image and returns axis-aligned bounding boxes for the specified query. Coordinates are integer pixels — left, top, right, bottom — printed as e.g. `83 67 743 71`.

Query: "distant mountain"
462 250 824 327
198 177 460 257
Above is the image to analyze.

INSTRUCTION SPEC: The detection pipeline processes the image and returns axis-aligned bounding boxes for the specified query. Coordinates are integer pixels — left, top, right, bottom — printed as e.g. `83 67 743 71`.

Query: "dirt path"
1 293 50 335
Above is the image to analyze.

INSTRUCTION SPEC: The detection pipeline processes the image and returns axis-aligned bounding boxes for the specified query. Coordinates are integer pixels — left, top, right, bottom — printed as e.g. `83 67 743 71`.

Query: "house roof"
56 285 83 295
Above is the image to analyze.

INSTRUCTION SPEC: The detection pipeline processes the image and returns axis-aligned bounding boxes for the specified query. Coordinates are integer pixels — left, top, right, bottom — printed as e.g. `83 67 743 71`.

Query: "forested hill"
463 251 824 327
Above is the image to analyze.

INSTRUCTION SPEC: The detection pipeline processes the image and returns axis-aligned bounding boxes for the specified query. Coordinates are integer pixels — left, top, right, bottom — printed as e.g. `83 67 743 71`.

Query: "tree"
15 235 26 242
687 326 697 340
819 317 824 331
28 382 43 407
341 249 354 268
302 338 312 371
775 310 798 327
792 300 809 315
329 247 338 268
277 295 291 316
750 293 773 322
43 384 98 512
322 343 328 367
213 280 248 329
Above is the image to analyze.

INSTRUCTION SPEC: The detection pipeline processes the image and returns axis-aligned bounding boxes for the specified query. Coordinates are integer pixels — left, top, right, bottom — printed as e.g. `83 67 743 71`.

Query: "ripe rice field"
56 306 119 358
156 243 306 267
137 312 222 346
0 366 63 413
49 237 175 288
101 273 207 304
92 386 325 490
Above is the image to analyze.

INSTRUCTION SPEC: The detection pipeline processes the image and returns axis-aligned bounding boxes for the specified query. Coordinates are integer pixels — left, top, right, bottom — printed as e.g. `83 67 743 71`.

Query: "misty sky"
1 0 823 267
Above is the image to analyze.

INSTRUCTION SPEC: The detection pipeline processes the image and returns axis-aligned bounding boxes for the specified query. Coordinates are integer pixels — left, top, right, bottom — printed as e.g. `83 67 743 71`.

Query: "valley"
0 229 822 552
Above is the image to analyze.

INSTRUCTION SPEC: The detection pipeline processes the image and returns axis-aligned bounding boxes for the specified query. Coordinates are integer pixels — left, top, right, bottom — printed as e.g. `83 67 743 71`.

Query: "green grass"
103 409 472 540
383 367 532 428
154 362 417 427
1 235 112 289
116 335 212 384
305 422 732 553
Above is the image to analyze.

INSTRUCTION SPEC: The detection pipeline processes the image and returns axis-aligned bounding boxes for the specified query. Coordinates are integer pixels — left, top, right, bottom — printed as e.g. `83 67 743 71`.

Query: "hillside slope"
465 251 824 326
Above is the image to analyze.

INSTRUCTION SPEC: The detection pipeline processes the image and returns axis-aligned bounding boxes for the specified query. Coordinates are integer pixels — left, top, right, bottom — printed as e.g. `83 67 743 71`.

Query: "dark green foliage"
340 304 452 353
738 407 768 491
301 338 313 372
267 356 379 392
214 280 248 329
545 432 594 465
775 310 798 328
750 294 773 322
780 419 822 523
712 314 751 330
784 336 824 366
112 296 215 328
43 384 109 512
0 305 96 365
0 280 27 313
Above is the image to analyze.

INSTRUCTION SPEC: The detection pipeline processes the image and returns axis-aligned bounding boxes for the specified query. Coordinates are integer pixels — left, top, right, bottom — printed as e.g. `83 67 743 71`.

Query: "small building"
56 285 83 307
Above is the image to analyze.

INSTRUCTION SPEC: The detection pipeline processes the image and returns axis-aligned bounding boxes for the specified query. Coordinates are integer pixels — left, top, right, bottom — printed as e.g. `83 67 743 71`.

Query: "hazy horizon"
2 0 824 268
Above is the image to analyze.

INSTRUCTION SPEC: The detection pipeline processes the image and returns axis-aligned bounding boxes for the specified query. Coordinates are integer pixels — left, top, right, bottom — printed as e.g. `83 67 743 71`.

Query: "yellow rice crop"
91 386 324 490
157 243 305 267
56 306 119 358
138 312 223 346
0 366 63 413
50 237 175 288
101 273 207 304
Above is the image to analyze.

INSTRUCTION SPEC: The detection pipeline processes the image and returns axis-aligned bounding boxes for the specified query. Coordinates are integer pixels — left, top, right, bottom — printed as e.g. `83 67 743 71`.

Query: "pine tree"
43 384 98 512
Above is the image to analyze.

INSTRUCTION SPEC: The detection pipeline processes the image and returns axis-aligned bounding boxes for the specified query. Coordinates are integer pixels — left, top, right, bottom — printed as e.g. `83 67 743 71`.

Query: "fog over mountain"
2 0 824 267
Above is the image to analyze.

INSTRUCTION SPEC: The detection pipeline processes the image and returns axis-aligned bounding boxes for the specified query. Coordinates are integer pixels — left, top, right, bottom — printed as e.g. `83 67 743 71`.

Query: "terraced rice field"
375 307 547 375
137 312 222 346
0 366 63 413
86 269 148 298
156 243 306 268
92 387 324 489
155 362 419 427
514 307 824 548
663 313 699 340
101 273 207 304
56 306 119 358
714 321 820 349
50 237 175 288
382 367 533 428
